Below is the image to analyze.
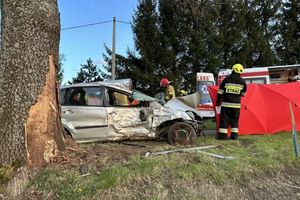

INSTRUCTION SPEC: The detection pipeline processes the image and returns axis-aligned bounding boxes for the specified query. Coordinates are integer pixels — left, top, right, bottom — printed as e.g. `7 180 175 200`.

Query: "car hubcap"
174 126 191 144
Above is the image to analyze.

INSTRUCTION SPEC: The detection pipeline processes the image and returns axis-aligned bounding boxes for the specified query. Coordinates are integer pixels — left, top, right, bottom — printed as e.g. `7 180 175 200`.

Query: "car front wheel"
168 122 196 146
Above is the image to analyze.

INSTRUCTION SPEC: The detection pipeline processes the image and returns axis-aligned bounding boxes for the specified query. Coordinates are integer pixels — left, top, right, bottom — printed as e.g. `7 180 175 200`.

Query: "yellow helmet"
180 90 187 95
232 63 244 74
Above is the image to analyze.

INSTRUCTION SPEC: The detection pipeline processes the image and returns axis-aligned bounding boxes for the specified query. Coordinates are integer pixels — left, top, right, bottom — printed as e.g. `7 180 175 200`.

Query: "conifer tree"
102 0 162 96
132 0 162 94
237 0 280 67
57 54 65 85
101 45 146 92
276 0 300 64
103 0 291 93
69 58 102 84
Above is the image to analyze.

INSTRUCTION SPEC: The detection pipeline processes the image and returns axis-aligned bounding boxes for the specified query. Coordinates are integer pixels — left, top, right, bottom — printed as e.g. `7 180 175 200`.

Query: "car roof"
60 79 133 94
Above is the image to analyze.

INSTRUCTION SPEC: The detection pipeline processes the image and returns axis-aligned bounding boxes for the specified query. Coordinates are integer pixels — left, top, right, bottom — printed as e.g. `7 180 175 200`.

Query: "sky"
58 0 138 84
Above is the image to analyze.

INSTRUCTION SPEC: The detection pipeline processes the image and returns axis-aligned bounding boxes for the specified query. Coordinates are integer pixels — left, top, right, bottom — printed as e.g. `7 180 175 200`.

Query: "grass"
0 160 23 194
0 166 14 194
26 132 300 200
203 118 216 129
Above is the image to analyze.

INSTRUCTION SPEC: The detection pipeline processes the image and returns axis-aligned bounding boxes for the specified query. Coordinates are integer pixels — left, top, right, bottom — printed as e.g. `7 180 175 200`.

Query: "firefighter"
216 63 247 140
160 78 176 101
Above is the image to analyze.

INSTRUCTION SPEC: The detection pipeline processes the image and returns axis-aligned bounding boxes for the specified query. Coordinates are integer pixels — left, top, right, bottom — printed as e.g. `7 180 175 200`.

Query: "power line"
116 20 131 25
61 19 131 30
61 20 112 30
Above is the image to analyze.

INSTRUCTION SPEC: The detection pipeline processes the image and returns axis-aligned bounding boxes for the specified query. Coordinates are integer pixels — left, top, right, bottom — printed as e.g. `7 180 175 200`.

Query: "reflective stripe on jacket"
221 102 241 108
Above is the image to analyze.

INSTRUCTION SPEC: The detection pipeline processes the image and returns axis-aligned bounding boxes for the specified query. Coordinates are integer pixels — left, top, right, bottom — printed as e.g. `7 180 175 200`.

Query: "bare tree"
0 0 65 197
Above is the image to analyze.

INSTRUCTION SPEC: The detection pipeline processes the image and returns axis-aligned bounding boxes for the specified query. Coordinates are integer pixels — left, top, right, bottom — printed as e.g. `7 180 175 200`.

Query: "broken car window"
107 90 142 107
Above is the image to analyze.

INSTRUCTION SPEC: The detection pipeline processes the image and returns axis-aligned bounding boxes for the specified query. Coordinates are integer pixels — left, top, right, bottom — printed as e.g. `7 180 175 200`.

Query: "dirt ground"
57 130 215 165
54 138 171 166
50 138 300 200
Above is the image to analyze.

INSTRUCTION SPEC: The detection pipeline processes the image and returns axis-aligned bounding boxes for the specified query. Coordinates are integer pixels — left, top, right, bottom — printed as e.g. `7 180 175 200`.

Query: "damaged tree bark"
25 55 65 166
0 0 65 196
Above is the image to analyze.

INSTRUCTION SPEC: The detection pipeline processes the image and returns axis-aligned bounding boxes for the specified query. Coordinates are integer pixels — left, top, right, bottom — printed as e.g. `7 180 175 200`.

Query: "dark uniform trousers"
219 107 240 140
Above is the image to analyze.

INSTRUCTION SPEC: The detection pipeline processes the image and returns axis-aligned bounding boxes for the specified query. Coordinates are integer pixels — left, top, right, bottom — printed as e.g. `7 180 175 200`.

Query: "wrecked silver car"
59 79 204 145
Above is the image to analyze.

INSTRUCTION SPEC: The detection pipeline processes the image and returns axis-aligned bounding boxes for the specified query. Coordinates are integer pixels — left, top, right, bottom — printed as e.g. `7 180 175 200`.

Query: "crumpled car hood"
164 98 202 116
151 99 202 127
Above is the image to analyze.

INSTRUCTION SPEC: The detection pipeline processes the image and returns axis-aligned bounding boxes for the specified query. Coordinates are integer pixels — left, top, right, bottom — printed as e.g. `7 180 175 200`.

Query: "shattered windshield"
132 90 158 102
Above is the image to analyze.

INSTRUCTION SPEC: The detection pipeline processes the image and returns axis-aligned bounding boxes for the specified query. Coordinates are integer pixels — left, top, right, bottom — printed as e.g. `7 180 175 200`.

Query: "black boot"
220 133 228 140
216 133 227 140
231 132 238 140
215 133 221 140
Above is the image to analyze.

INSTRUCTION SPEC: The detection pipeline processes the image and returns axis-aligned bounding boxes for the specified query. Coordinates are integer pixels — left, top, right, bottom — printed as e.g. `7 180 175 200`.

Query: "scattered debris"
121 142 147 147
47 190 53 198
79 164 89 175
65 147 80 152
144 145 236 160
144 152 151 157
281 183 300 190
196 150 236 160
145 145 219 157
79 173 91 177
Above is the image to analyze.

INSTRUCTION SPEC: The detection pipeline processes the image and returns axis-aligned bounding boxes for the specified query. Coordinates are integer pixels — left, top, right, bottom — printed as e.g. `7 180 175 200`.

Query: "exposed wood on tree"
26 55 65 167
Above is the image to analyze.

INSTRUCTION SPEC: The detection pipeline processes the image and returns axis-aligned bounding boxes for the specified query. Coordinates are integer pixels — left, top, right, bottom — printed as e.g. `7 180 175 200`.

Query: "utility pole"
112 17 116 80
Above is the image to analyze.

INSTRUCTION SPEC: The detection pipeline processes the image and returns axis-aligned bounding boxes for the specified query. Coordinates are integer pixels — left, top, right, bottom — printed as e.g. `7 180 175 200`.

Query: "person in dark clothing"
216 64 247 140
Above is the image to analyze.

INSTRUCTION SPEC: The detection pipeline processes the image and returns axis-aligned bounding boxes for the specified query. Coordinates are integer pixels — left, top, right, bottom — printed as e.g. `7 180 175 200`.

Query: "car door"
104 88 154 140
61 86 108 142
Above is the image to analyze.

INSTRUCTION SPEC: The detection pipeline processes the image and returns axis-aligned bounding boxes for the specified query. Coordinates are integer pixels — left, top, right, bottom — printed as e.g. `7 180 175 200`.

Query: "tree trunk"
0 0 65 166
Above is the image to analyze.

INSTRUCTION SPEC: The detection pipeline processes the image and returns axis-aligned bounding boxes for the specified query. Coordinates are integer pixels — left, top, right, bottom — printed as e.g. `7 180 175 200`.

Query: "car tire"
62 129 75 145
168 122 196 146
